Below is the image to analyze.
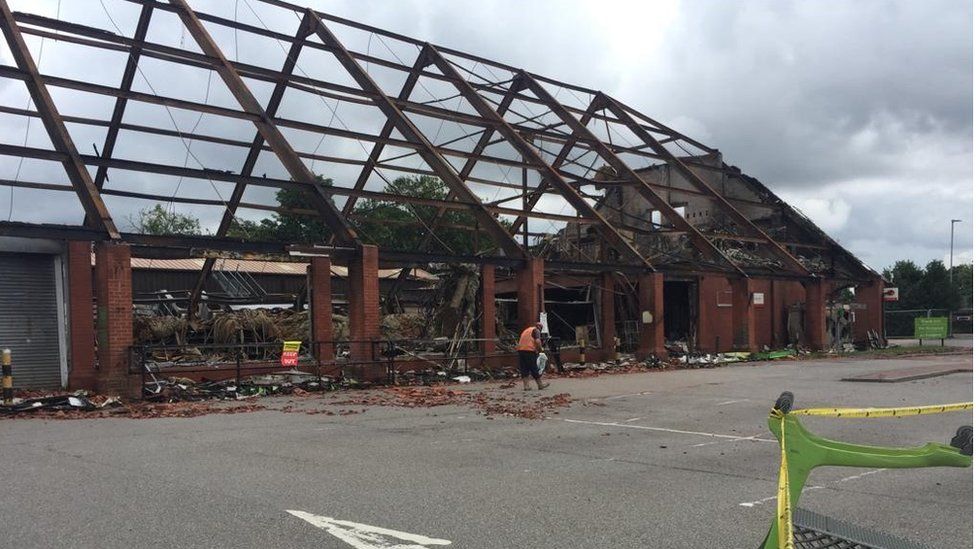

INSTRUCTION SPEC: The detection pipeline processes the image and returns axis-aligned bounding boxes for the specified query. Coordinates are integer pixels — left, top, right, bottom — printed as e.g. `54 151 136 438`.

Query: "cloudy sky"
2 0 972 272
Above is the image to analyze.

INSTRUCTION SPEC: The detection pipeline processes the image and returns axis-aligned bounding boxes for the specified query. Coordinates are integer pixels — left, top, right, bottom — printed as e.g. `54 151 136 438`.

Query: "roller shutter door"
0 253 62 389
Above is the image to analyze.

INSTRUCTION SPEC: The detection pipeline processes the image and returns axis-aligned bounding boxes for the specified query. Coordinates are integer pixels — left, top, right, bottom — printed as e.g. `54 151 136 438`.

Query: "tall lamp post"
949 219 962 287
949 219 962 338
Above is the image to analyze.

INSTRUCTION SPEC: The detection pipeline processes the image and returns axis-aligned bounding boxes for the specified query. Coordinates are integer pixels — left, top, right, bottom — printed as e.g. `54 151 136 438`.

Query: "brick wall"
308 256 334 362
94 242 136 397
348 245 379 362
697 275 734 352
67 241 95 390
516 257 544 330
637 272 665 359
853 277 884 344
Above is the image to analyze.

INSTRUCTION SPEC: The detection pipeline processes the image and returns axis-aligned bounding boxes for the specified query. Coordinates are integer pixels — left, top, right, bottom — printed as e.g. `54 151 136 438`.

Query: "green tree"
129 204 201 235
951 263 973 308
883 260 925 310
352 175 485 254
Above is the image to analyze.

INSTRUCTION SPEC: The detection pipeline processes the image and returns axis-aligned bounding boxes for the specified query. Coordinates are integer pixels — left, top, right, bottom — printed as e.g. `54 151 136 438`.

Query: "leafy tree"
352 175 487 254
228 174 507 254
883 259 970 311
129 204 201 235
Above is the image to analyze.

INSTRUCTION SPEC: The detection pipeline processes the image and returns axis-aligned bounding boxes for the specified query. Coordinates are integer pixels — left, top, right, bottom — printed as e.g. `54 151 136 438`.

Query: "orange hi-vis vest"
517 326 539 352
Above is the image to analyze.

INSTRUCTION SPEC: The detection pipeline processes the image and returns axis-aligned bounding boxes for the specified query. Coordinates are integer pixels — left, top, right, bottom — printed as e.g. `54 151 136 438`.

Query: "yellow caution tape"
791 402 973 418
776 415 794 549
770 401 972 549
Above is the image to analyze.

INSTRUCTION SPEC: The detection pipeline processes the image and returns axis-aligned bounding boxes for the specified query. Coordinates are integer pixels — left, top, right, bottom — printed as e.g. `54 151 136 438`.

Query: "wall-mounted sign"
883 287 899 302
752 292 765 306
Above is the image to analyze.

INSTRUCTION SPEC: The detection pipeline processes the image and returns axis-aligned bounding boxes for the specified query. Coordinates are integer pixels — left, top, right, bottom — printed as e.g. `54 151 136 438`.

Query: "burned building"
0 0 884 392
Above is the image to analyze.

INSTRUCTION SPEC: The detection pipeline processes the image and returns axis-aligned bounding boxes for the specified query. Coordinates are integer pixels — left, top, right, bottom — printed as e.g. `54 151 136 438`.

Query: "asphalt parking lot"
2 352 972 548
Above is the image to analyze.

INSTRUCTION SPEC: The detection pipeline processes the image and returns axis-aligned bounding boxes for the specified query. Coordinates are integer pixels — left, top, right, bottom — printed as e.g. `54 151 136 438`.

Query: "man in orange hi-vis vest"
516 322 550 391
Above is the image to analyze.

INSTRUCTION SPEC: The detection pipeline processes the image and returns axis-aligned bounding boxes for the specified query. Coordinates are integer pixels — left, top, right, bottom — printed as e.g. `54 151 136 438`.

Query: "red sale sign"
281 341 301 367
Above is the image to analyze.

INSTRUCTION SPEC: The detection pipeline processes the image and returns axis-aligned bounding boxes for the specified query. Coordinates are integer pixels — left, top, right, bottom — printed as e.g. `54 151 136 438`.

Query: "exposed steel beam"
421 44 652 269
305 9 525 259
517 73 744 276
191 12 317 309
601 94 812 277
0 0 120 239
168 0 358 245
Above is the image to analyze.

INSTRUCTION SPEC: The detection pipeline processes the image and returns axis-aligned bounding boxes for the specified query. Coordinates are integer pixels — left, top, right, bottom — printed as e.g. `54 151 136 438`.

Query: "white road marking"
717 399 749 406
839 468 885 482
623 417 643 423
601 391 655 401
738 469 887 508
690 434 765 448
287 510 451 548
739 486 824 507
559 418 776 443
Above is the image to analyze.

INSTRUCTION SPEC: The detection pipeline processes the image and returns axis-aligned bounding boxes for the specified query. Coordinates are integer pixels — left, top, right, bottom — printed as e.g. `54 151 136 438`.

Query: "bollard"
578 338 586 364
612 336 620 362
2 348 12 405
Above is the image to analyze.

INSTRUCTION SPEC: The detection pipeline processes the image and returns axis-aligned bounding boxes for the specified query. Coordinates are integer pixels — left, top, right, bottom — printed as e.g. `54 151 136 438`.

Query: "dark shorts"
518 351 540 378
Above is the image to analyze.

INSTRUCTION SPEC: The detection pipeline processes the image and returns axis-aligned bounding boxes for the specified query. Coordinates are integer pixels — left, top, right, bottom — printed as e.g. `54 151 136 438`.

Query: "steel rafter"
190 12 317 308
420 44 652 269
516 73 744 276
0 0 120 238
168 0 358 245
90 3 154 197
600 94 812 277
507 98 601 236
340 51 430 217
304 9 526 260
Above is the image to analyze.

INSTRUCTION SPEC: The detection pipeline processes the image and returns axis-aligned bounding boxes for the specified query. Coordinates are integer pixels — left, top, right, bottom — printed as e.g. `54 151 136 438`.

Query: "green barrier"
759 393 972 549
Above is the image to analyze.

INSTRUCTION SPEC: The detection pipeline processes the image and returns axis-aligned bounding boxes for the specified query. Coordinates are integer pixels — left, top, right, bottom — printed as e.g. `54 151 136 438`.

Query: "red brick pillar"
853 277 884 345
599 272 616 358
348 245 380 364
479 264 496 356
730 277 758 352
803 278 828 351
67 241 95 390
94 242 135 397
516 257 544 331
637 272 665 360
308 256 334 362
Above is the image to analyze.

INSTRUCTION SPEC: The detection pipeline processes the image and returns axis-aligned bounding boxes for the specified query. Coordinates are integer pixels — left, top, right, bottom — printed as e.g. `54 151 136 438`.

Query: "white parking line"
717 399 750 406
559 418 777 443
739 486 825 507
738 469 887 508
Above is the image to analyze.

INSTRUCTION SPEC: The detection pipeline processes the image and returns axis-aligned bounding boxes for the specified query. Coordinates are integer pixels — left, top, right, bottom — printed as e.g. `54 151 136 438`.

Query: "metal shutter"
0 253 62 389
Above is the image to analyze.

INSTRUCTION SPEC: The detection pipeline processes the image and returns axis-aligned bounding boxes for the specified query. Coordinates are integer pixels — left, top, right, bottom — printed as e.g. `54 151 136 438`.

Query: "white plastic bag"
536 352 548 375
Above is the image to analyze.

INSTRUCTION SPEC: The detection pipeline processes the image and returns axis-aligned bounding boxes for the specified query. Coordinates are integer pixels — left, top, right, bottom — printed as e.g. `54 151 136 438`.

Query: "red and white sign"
883 287 899 302
281 341 301 367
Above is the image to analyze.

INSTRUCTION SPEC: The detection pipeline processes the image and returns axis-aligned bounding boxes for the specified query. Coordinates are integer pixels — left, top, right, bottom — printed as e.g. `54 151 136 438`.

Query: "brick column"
803 278 828 351
348 245 380 363
730 277 758 352
94 242 134 397
599 272 616 357
479 264 496 356
67 241 95 390
853 277 884 345
516 257 544 330
308 256 334 362
637 272 665 360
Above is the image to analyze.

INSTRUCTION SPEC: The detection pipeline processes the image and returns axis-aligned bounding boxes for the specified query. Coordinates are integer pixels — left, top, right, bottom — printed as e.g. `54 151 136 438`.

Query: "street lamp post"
950 219 962 286
948 219 962 338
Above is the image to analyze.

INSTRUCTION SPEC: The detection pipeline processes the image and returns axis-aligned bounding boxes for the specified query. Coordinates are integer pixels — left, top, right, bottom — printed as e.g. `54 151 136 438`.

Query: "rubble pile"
329 386 574 420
